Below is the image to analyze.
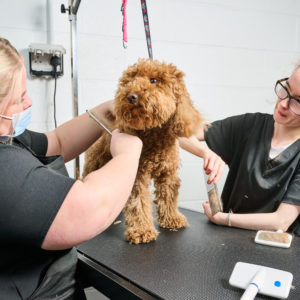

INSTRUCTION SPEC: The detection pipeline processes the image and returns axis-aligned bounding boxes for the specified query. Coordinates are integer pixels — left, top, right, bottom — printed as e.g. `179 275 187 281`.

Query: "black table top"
77 208 300 300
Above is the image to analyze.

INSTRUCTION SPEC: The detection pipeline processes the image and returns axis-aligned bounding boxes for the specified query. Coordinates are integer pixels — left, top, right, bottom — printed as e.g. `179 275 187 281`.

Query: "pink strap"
121 0 128 48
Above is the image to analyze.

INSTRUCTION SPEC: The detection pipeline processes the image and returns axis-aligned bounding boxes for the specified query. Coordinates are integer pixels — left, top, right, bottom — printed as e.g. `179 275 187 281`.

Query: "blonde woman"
0 37 142 299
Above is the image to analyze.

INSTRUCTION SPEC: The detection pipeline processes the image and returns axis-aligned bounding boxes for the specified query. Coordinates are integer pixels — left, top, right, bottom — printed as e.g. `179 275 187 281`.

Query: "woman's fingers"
213 160 225 184
202 201 212 218
205 154 224 184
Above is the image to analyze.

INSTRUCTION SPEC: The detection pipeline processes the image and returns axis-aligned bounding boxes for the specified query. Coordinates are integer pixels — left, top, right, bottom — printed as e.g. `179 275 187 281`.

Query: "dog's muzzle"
127 93 139 104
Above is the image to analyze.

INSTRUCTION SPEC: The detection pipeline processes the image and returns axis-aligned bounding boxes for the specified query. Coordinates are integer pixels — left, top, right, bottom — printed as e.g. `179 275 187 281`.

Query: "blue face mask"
12 107 32 136
0 107 31 137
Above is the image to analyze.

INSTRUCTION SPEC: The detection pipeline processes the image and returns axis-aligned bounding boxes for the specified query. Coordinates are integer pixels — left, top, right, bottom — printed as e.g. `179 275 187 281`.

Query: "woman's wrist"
214 212 229 226
197 144 210 158
219 210 233 227
226 211 232 227
91 100 115 123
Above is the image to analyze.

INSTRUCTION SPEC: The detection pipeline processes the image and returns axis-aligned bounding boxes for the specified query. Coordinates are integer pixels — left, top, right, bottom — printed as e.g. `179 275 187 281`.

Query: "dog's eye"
150 78 157 84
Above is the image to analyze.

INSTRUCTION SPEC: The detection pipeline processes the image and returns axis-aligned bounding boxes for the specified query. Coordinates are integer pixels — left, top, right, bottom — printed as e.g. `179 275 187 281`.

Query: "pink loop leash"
121 0 128 48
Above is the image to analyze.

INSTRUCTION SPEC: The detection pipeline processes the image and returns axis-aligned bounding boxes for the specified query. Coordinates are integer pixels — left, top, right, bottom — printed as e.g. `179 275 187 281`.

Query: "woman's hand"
202 147 225 184
101 99 115 122
110 129 143 158
92 100 116 126
179 136 225 184
202 201 224 225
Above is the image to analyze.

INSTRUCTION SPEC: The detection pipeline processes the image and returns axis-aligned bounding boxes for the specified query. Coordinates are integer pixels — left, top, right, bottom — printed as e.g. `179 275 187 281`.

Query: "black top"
0 130 76 299
205 113 300 235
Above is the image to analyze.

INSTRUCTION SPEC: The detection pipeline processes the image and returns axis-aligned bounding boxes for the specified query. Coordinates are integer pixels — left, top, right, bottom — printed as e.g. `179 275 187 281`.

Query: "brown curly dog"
83 59 203 244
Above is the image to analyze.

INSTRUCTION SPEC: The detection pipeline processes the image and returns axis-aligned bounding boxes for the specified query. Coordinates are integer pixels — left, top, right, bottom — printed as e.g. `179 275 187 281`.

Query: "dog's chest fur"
131 123 180 177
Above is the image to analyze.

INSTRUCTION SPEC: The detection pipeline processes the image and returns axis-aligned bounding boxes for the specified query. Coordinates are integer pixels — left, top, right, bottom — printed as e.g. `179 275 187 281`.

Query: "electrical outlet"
28 43 66 78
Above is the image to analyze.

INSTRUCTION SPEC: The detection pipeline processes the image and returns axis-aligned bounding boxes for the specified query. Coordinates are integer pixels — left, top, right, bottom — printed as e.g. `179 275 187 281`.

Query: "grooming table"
77 209 300 299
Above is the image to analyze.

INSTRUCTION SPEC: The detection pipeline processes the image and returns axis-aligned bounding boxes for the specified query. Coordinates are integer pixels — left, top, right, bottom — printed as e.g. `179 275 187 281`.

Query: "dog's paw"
158 212 187 229
125 227 159 244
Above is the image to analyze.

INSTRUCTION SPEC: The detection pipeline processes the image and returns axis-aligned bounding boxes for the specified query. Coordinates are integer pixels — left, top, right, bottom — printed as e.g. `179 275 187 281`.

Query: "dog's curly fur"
83 59 203 244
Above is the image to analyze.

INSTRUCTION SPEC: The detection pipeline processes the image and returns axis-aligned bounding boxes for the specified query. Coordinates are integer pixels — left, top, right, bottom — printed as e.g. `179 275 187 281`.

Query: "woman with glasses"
180 69 300 236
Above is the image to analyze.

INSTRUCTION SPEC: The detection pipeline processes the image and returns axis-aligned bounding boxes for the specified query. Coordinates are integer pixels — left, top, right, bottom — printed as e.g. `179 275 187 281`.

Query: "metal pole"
72 0 81 15
69 0 80 178
61 0 81 178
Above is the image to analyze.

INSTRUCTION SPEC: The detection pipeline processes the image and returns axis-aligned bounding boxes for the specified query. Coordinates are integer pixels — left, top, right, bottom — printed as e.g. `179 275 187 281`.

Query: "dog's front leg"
154 173 187 229
124 173 158 244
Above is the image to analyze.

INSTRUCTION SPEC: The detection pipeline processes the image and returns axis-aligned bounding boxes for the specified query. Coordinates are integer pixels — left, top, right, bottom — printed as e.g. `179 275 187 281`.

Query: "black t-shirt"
205 113 300 235
0 130 76 299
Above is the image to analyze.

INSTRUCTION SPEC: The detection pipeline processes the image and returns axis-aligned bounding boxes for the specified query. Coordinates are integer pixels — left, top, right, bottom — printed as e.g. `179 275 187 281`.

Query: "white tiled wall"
1 0 300 212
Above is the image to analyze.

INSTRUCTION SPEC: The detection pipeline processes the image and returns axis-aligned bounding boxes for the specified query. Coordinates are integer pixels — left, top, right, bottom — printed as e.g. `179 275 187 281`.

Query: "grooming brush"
254 230 292 248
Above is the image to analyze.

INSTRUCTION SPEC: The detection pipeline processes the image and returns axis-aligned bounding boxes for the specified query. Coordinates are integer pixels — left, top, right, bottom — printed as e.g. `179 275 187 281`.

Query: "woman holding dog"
180 68 300 236
0 37 142 299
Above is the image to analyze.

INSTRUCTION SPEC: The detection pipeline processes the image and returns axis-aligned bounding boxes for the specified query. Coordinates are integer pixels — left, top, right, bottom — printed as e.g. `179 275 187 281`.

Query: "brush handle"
240 268 265 300
240 284 258 300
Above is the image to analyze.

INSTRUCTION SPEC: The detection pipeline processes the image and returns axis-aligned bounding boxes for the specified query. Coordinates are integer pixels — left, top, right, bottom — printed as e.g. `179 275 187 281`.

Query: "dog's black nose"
127 93 139 104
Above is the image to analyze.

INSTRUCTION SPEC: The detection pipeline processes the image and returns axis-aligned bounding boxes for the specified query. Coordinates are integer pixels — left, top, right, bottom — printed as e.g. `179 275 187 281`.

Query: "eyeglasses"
274 78 300 116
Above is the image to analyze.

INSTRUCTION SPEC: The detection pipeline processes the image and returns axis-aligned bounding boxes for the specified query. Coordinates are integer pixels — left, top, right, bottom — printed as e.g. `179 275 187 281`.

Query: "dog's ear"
171 72 203 137
119 62 138 86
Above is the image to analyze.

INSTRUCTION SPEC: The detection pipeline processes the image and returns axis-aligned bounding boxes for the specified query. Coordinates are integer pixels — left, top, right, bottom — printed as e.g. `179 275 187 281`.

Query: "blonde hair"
0 38 23 116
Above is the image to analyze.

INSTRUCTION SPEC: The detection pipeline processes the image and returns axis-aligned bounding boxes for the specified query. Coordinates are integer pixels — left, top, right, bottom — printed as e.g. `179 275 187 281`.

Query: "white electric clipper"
229 262 293 299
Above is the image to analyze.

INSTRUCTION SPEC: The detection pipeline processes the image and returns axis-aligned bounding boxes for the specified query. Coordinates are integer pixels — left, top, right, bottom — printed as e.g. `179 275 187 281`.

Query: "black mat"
77 209 300 300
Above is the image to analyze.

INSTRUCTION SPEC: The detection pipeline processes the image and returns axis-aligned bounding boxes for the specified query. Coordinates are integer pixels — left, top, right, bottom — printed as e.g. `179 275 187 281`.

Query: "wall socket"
28 43 66 78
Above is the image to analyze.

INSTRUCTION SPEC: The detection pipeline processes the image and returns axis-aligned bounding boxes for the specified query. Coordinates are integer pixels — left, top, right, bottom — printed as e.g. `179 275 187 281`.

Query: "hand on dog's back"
110 129 143 158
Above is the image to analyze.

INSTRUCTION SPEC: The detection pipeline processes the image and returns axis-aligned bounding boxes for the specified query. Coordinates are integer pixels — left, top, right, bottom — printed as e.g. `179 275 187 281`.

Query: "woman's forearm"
179 136 207 158
179 123 206 156
179 136 226 184
215 211 282 231
81 153 141 230
45 101 114 162
42 150 141 250
212 203 299 232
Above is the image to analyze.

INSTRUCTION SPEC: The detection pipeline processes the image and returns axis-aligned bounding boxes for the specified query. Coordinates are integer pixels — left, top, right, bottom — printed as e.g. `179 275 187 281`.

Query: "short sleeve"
16 130 48 156
204 113 263 165
281 165 300 235
282 166 300 207
0 146 76 247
